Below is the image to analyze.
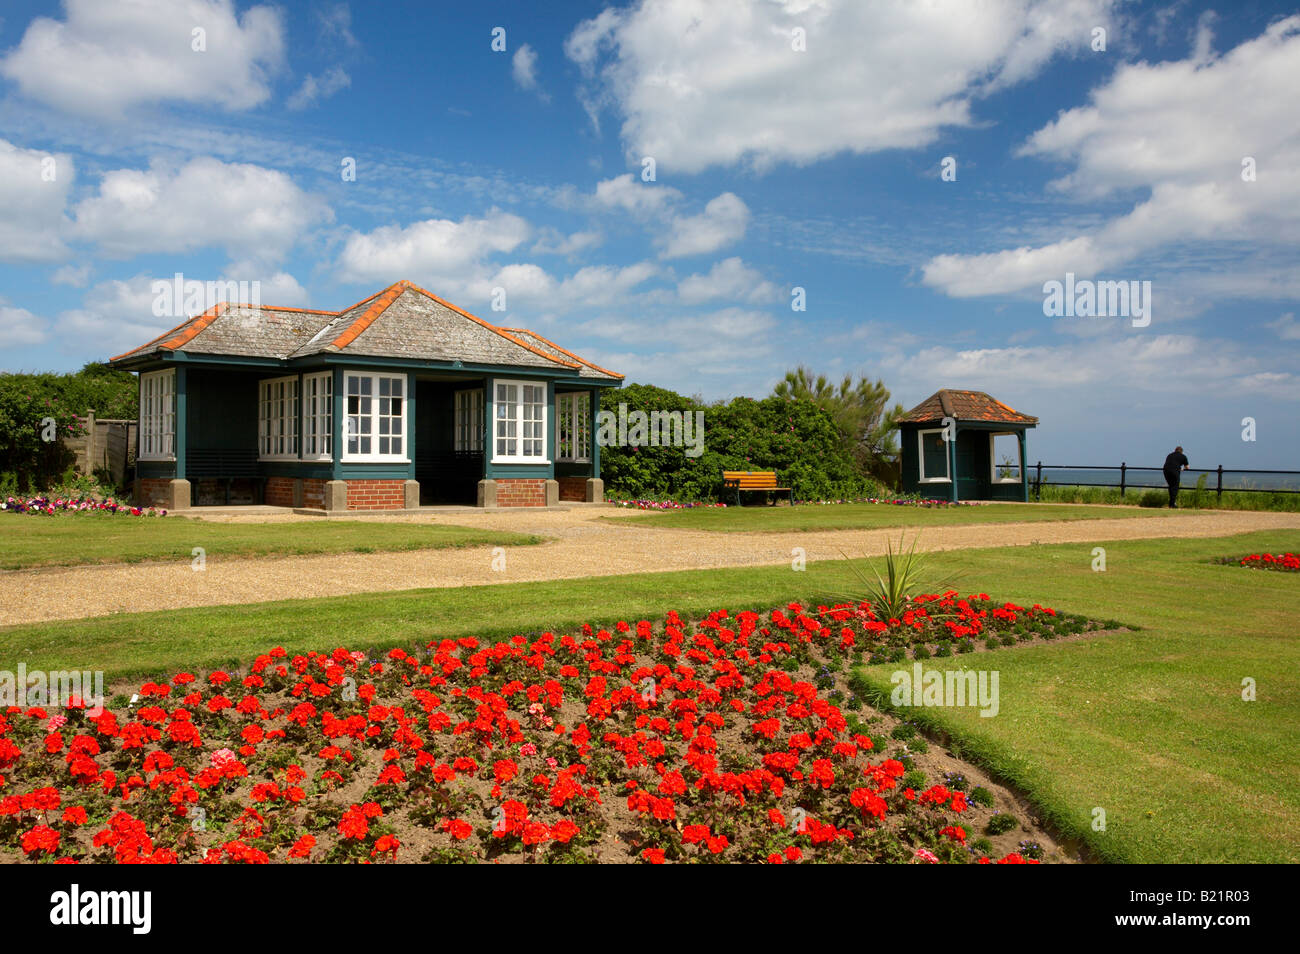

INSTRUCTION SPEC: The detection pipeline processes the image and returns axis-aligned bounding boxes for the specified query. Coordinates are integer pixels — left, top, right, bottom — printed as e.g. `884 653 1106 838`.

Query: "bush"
0 364 137 493
599 383 885 502
1137 490 1167 508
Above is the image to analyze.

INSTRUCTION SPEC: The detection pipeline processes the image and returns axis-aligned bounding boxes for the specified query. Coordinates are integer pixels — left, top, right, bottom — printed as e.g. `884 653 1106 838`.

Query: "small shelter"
108 280 622 511
895 389 1037 501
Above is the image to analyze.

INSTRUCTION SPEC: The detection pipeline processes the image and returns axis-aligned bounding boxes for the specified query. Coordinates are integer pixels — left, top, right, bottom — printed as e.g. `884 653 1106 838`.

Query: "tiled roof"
896 389 1038 425
109 280 621 381
498 328 624 380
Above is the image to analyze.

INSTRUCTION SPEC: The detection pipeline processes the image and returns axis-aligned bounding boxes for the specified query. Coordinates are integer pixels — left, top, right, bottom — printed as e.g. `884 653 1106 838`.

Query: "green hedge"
0 363 138 493
599 383 883 501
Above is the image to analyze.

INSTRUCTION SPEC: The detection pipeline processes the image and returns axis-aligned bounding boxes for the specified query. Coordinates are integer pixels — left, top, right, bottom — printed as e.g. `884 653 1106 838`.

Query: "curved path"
3 507 1298 626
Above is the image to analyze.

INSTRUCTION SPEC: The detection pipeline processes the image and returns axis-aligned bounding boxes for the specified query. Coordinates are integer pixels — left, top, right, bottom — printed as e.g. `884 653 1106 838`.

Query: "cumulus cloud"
52 269 309 356
0 138 73 263
0 305 49 346
660 193 750 258
922 16 1300 300
566 0 1116 173
590 173 682 217
336 210 531 284
72 156 331 262
0 0 285 116
677 257 779 304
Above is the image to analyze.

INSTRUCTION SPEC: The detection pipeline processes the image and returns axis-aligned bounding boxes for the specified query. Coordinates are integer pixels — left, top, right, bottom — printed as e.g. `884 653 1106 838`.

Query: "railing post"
1120 462 1126 498
1217 465 1223 501
1035 460 1042 500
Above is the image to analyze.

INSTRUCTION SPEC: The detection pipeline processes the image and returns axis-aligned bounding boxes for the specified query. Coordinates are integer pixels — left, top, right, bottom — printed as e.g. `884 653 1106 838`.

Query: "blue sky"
0 0 1297 468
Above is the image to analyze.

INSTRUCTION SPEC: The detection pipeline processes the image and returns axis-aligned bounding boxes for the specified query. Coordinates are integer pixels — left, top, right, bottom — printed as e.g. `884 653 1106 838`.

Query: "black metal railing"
1031 463 1300 500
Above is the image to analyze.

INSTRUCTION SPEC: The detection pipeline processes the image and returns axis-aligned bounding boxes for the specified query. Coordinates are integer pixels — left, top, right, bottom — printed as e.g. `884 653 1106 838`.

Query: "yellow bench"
722 470 793 506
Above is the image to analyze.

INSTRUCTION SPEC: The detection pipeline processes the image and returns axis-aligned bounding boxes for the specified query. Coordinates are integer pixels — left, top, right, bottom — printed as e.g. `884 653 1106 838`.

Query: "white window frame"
917 428 951 483
492 378 548 464
989 431 1023 484
258 375 300 460
343 371 409 462
556 392 591 463
302 371 333 461
454 388 484 453
139 369 176 461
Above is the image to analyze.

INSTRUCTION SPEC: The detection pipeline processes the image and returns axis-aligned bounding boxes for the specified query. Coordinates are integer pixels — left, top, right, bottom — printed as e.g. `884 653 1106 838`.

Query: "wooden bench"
186 448 265 505
722 470 793 506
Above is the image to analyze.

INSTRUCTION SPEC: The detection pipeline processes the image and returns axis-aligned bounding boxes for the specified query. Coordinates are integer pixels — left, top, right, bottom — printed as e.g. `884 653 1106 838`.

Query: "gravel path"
3 507 1298 626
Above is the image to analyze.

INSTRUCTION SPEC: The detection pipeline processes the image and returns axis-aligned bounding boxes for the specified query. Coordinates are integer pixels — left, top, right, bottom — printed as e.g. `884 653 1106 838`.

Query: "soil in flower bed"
1211 552 1299 572
0 596 1114 865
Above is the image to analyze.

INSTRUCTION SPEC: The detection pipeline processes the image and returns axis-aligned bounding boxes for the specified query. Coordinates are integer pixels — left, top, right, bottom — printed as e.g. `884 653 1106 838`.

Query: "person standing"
1163 446 1190 508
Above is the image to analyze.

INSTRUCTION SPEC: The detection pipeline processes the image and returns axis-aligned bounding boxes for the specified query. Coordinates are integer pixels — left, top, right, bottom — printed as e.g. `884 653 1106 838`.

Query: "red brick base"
346 479 405 510
303 478 325 510
136 478 174 508
496 478 546 507
557 476 587 502
264 477 296 508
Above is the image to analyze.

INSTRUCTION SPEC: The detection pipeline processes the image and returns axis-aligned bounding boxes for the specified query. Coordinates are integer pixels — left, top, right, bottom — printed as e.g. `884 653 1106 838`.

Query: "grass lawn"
0 513 542 570
603 500 1167 532
0 529 1295 862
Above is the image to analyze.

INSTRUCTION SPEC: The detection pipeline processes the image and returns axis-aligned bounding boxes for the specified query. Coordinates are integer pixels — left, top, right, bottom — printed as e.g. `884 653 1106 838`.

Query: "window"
140 369 175 460
990 432 1022 483
556 392 591 462
344 372 406 460
455 388 484 452
302 372 333 460
918 429 951 482
493 379 547 462
258 375 299 459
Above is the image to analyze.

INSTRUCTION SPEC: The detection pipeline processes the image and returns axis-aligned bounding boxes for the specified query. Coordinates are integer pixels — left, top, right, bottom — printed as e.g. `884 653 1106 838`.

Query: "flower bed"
0 597 1093 865
1 496 166 517
1213 552 1299 572
610 499 729 510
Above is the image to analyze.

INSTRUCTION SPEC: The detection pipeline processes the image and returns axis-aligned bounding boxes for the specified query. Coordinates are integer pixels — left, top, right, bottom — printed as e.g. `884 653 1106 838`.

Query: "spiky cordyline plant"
835 532 952 621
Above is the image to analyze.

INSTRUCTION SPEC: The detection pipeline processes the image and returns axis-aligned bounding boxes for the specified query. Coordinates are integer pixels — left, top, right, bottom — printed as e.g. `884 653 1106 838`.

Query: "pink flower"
913 848 939 864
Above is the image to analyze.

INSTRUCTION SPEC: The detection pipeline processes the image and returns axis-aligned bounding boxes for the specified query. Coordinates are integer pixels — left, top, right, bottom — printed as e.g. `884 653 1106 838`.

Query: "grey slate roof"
109 281 622 382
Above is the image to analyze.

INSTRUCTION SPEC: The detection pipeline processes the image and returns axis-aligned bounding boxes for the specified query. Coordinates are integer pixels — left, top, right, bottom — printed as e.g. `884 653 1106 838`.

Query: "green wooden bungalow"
895 389 1037 502
108 280 622 511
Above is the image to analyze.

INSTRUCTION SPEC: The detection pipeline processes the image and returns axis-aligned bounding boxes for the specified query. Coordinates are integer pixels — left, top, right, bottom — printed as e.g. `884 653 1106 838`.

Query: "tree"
772 367 903 482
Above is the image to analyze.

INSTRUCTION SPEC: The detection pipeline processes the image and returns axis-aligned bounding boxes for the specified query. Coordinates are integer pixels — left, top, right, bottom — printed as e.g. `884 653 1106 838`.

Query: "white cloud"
0 0 285 117
884 333 1299 401
0 138 73 263
512 43 548 100
52 269 309 356
55 276 176 357
677 257 779 304
590 173 682 217
0 305 49 346
287 66 351 110
72 156 331 263
922 16 1300 300
660 192 750 258
566 0 1116 173
52 264 93 288
531 227 604 256
336 210 531 284
1268 312 1300 341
